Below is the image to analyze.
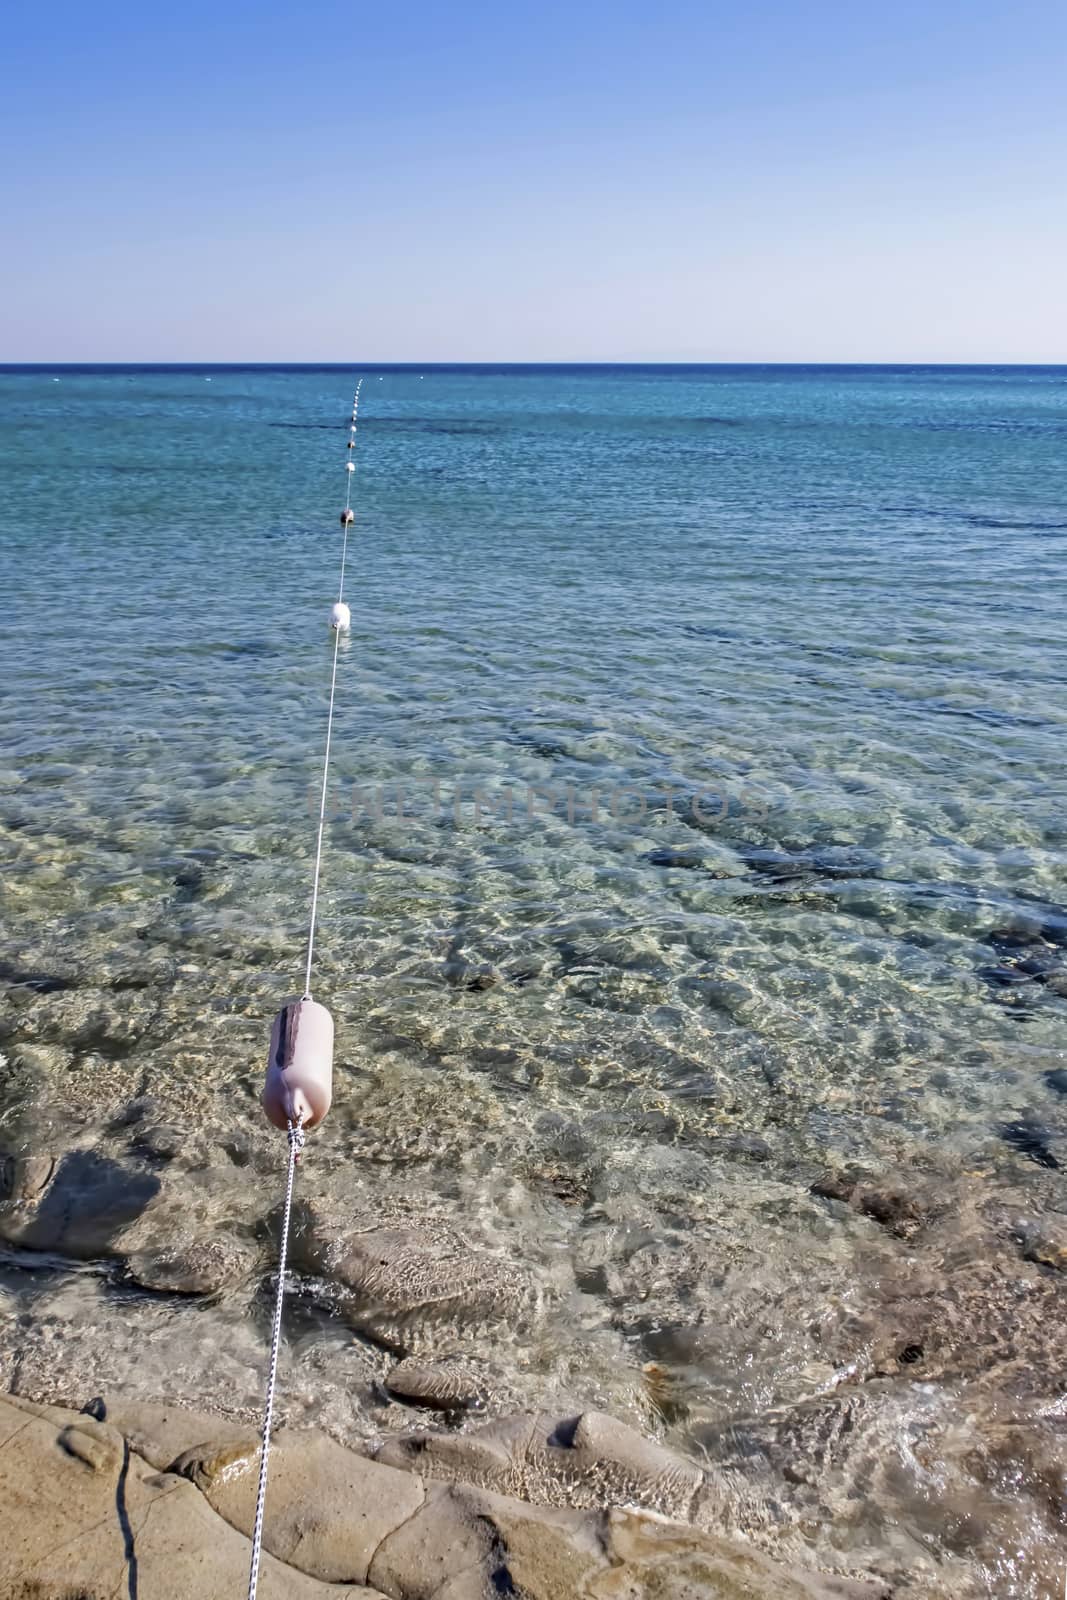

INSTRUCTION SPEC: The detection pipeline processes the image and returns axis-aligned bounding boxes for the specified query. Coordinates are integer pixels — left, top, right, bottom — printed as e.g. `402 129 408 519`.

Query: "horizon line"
3 359 1067 370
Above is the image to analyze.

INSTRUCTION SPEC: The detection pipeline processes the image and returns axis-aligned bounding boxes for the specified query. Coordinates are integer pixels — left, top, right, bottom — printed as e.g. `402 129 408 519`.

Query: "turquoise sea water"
2 366 1066 1595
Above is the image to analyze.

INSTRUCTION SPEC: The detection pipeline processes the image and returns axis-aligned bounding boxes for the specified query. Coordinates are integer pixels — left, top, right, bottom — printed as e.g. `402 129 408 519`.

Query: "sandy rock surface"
0 1392 888 1600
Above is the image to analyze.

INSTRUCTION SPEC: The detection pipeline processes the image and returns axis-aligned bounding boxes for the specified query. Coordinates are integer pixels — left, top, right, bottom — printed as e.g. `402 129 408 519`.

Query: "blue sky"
3 1 1066 360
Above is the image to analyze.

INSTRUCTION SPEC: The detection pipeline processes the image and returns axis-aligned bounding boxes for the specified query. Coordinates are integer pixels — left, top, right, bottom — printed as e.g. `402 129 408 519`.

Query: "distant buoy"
340 509 354 525
331 601 351 632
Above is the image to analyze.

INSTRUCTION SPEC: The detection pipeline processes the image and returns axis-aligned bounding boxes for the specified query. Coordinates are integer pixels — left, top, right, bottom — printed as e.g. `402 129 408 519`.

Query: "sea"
1 364 1065 1597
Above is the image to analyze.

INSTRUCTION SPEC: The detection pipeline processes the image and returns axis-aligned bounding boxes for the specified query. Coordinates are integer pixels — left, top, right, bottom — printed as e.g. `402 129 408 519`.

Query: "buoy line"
247 381 362 1600
303 380 360 1002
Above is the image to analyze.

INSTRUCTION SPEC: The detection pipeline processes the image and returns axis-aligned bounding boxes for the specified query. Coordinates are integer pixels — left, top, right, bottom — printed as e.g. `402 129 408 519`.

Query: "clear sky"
3 1 1066 362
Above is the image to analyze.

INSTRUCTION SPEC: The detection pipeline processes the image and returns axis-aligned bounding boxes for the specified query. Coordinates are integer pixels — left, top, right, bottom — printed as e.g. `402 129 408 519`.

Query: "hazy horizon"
4 359 1067 369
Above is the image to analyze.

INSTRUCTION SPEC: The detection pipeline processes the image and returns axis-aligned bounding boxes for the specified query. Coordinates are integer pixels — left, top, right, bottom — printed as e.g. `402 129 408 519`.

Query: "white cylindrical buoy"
263 998 334 1131
340 509 354 525
330 601 351 632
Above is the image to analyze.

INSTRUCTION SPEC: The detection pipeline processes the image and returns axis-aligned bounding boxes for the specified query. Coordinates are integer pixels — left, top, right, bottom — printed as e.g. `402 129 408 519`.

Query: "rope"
247 384 361 1600
303 379 362 1001
246 1120 304 1600
338 380 361 606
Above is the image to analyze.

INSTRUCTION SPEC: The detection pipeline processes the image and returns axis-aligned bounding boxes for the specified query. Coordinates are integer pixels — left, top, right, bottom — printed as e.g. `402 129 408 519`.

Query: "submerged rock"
0 1146 160 1257
0 961 79 995
835 1235 1067 1395
1000 1118 1060 1169
976 963 1033 989
693 1380 1065 1593
809 1171 926 1237
384 1358 487 1411
1014 1215 1067 1270
124 1235 252 1296
739 845 882 883
112 1093 163 1127
0 1149 56 1204
717 1131 773 1162
290 1201 536 1353
646 847 711 869
135 1122 186 1161
853 1186 925 1238
987 926 1049 954
442 959 501 991
810 1168 865 1205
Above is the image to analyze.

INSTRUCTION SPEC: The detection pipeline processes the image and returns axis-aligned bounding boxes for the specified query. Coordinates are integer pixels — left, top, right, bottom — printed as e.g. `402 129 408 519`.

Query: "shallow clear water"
2 365 1066 1596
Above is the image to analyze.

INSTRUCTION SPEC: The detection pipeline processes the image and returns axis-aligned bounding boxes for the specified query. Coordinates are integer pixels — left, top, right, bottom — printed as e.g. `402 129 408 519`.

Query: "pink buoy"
263 998 333 1131
340 509 354 526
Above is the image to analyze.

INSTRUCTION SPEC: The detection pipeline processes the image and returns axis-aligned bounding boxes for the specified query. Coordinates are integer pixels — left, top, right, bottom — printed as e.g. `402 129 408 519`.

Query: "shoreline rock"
0 1390 889 1600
